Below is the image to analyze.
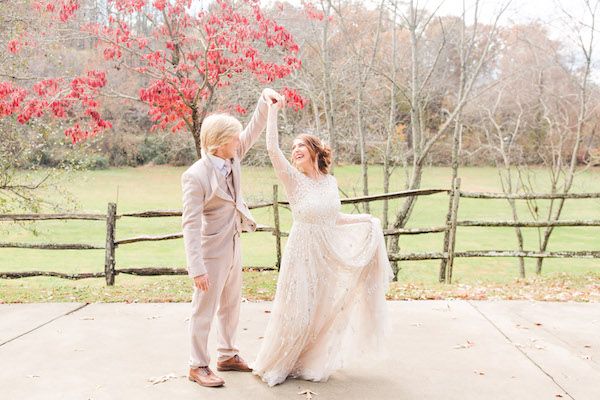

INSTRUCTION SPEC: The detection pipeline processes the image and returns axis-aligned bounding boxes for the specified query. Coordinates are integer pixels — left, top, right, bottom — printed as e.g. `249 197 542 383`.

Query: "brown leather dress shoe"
217 355 252 372
188 366 225 387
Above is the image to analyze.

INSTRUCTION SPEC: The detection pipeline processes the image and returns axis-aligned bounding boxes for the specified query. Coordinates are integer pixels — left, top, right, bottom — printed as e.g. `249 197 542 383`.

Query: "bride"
251 95 393 386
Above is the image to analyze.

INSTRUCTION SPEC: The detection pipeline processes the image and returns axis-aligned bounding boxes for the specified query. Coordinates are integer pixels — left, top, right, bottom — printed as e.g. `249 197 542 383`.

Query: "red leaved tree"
1 0 304 156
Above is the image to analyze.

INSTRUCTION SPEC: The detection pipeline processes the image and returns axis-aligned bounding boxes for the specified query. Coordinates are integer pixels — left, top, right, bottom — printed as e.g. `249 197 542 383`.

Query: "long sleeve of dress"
336 212 373 225
333 174 373 225
266 105 298 195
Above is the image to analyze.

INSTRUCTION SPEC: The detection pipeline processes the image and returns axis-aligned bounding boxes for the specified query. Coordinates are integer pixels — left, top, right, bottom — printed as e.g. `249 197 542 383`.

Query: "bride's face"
291 138 315 172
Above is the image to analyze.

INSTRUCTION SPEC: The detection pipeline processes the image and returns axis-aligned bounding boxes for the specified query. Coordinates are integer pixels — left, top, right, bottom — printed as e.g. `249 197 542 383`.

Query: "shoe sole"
188 376 224 387
216 366 253 372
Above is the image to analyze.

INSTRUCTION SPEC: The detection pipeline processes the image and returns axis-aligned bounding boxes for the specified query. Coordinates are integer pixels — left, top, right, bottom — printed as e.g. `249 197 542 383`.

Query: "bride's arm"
334 176 374 224
336 212 373 225
266 100 297 191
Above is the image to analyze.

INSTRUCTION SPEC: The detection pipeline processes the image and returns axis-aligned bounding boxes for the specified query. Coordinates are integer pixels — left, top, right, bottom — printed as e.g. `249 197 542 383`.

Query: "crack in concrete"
0 303 89 348
511 308 600 369
468 301 575 400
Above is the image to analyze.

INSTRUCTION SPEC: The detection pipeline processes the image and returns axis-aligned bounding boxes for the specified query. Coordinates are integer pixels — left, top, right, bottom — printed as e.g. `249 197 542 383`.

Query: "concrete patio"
0 300 598 399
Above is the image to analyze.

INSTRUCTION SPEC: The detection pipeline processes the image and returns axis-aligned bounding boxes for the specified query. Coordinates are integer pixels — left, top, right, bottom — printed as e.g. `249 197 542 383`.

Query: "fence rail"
0 213 107 221
0 243 104 250
390 250 600 262
1 182 599 284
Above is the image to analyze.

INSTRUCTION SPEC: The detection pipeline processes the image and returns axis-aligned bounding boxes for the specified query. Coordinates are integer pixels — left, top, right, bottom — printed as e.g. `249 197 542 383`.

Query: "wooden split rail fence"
1 180 599 285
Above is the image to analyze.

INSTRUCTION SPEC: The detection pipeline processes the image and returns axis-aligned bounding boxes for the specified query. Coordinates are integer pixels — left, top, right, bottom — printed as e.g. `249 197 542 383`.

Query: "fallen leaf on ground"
147 373 185 385
473 370 485 375
453 340 475 349
298 389 317 399
529 338 546 350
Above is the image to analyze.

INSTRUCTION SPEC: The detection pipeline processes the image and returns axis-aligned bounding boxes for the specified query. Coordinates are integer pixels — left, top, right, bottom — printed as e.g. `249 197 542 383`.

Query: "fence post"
105 202 117 286
445 178 461 284
272 185 282 271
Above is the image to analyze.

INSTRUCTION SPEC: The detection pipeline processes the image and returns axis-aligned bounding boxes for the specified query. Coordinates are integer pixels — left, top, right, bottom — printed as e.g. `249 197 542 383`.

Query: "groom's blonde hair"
200 113 242 155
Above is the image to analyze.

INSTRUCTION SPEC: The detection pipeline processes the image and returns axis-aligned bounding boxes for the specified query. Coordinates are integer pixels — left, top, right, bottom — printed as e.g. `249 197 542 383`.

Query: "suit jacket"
181 95 268 278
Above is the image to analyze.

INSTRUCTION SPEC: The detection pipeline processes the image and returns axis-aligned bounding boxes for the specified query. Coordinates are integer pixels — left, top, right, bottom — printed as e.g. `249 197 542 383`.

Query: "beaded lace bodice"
283 173 340 226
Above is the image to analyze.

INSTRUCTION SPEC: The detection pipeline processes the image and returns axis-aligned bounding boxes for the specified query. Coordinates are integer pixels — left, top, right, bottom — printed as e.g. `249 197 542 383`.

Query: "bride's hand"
263 88 285 109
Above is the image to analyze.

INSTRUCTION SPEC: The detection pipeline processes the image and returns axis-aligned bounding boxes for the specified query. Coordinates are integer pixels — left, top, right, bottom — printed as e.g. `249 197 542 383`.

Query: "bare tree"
386 0 508 278
522 0 599 274
327 0 387 211
383 0 401 230
479 89 528 278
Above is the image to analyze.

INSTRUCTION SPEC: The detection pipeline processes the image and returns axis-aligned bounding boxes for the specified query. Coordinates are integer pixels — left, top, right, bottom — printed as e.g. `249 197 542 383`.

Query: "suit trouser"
189 234 242 367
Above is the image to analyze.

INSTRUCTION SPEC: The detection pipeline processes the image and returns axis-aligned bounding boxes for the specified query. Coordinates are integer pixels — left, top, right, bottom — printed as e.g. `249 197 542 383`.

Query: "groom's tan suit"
182 95 268 368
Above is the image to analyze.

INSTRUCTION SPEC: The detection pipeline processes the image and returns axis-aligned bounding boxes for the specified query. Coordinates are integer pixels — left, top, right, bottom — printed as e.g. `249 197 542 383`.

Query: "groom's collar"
207 153 226 171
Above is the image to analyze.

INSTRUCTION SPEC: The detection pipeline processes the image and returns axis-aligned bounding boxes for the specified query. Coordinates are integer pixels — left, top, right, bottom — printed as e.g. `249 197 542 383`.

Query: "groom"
181 88 282 387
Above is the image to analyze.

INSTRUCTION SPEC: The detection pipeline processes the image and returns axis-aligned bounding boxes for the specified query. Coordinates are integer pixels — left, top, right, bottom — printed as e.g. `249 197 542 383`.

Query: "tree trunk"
383 1 398 233
321 2 337 169
191 106 203 158
357 87 370 213
439 120 462 281
388 163 424 278
507 198 526 278
536 3 594 273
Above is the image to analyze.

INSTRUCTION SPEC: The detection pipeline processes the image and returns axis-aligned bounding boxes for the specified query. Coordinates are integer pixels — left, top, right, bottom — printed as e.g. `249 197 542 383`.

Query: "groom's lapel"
232 158 242 204
203 156 234 203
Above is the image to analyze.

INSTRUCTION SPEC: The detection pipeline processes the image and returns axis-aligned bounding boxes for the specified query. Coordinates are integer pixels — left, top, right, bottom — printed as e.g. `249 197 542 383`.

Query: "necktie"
224 159 232 177
224 160 235 199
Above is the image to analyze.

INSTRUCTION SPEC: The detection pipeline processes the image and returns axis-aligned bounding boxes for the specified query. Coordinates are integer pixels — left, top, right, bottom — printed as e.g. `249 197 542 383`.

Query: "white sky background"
426 0 600 72
272 0 599 57
252 0 600 75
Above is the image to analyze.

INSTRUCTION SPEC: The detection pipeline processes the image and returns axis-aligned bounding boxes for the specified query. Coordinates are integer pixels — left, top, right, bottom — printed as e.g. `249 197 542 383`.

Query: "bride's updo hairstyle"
294 134 332 174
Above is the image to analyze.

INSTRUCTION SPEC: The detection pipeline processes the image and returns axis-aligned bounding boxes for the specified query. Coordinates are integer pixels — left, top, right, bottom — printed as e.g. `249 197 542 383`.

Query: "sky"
434 0 572 23
422 0 600 72
429 0 596 46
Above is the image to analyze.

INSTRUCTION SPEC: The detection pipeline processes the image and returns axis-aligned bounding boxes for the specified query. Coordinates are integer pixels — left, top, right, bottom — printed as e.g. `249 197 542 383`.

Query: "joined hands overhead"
263 88 285 109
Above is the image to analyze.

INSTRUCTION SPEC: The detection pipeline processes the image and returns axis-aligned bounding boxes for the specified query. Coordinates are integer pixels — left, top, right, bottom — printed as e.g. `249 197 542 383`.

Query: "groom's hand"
194 274 210 292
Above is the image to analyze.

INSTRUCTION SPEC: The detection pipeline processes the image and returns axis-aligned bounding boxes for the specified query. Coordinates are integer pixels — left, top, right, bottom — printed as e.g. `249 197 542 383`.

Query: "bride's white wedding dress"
251 109 393 386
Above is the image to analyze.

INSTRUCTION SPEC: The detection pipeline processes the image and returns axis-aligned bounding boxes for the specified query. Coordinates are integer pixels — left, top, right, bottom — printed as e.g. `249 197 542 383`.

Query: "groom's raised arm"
238 88 279 159
181 171 207 278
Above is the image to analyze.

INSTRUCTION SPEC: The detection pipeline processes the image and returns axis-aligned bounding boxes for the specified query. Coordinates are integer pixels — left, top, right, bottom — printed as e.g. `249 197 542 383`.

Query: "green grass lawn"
1 165 599 302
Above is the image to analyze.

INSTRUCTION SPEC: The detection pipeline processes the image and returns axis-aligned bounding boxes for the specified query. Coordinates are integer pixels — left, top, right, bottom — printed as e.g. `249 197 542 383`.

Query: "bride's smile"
291 140 312 170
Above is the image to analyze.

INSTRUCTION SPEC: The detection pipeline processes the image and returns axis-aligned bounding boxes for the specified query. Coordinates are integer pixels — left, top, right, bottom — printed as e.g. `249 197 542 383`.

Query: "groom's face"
217 133 241 159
